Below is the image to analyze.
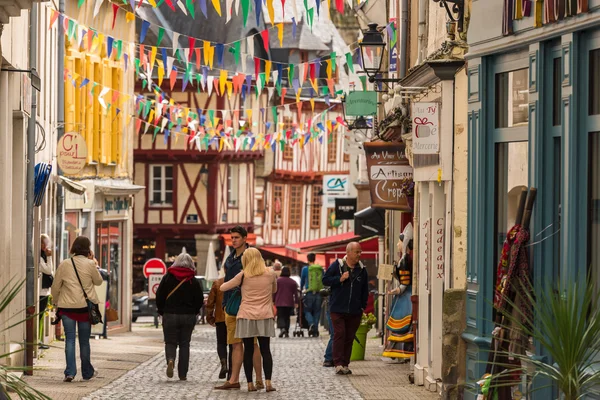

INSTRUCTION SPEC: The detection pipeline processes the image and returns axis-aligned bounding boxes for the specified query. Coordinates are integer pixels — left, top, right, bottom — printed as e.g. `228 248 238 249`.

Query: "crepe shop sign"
411 102 440 154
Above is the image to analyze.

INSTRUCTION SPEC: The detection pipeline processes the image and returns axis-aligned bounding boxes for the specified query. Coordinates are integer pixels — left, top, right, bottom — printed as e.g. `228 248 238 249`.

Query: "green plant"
490 278 600 400
0 277 51 400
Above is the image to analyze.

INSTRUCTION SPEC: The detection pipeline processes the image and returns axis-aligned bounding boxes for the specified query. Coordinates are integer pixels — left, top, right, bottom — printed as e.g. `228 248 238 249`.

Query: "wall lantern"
433 0 466 33
200 165 209 187
1 67 41 92
358 23 386 83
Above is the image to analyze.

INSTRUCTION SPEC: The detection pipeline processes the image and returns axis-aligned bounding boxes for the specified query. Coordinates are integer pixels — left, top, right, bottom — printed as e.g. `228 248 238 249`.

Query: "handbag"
71 258 103 325
224 274 244 316
105 308 119 322
41 273 54 289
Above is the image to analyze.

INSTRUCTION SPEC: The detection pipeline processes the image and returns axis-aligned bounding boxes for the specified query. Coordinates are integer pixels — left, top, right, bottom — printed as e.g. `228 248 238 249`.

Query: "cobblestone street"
21 319 439 400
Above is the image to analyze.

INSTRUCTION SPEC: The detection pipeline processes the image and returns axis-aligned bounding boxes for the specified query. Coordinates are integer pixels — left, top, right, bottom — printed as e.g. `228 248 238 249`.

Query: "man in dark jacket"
155 253 203 381
322 242 368 375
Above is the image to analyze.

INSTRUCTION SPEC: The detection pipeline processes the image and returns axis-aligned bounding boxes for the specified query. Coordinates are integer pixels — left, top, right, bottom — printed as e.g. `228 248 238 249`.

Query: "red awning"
285 232 362 253
221 233 257 247
258 246 326 265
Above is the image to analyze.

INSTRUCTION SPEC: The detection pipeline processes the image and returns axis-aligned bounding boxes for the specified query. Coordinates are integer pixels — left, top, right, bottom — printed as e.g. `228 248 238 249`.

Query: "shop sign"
102 196 130 219
21 74 31 116
186 214 199 224
335 198 357 220
57 133 88 175
323 174 351 207
411 102 440 154
364 142 413 211
388 18 398 73
345 91 378 116
65 181 95 210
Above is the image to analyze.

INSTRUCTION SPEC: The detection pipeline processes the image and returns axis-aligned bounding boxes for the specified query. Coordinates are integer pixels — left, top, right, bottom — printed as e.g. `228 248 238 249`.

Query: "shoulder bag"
225 274 244 316
71 258 103 325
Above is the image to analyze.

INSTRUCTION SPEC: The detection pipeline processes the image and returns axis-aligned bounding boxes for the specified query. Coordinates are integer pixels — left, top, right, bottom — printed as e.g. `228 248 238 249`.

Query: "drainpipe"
416 0 427 65
25 3 38 375
399 0 408 77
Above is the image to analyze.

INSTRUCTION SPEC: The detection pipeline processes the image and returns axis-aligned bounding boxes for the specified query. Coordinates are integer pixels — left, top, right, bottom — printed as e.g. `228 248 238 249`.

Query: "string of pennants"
63 68 347 152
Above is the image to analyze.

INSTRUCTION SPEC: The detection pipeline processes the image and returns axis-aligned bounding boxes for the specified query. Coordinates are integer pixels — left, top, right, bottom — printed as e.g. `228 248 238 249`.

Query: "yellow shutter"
93 62 101 163
85 56 94 164
64 56 75 133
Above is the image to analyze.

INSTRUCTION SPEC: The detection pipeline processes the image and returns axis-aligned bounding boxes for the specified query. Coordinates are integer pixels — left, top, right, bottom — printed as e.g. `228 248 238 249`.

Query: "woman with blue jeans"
51 236 103 382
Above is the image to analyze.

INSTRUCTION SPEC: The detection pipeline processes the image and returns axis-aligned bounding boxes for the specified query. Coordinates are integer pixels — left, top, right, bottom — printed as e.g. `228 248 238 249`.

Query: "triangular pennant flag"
277 23 284 47
268 87 275 102
177 0 189 15
216 44 225 67
158 65 165 86
246 36 254 59
77 0 85 8
254 0 262 26
241 0 250 26
150 46 158 70
125 11 135 22
211 0 222 16
359 75 367 91
170 69 178 90
140 21 151 43
111 4 119 29
172 32 180 55
307 8 314 28
288 64 294 83
291 17 297 38
297 101 303 122
310 98 315 111
185 0 195 17
207 76 214 96
219 70 227 96
200 0 208 17
233 41 241 65
79 78 90 88
331 52 337 72
195 48 201 69
226 0 234 23
93 0 104 18
345 52 354 73
265 60 272 84
188 37 195 60
326 59 332 79
167 56 175 74
254 57 261 81
107 36 114 58
161 48 168 71
266 0 275 24
335 0 343 13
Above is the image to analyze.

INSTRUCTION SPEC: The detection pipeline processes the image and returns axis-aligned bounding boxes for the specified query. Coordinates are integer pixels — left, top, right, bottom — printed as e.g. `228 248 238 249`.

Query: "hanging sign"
411 102 440 154
363 142 413 211
335 198 357 220
345 91 378 116
323 174 351 206
57 133 88 175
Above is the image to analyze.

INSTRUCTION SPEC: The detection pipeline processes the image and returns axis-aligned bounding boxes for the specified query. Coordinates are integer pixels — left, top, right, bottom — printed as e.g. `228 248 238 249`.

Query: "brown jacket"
206 278 225 324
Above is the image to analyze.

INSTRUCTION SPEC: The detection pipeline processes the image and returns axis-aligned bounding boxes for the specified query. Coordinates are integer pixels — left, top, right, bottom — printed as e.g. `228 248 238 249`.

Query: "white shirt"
39 254 54 297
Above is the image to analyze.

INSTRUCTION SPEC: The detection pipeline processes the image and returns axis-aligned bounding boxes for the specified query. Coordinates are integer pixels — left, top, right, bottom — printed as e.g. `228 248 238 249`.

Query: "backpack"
307 264 324 293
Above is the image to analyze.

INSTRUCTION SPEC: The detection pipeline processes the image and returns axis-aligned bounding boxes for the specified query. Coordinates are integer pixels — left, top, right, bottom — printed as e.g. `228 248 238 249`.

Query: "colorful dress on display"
382 254 414 359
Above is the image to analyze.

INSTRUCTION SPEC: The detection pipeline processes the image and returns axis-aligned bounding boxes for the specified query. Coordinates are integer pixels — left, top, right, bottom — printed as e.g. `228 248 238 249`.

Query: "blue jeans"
303 292 322 328
324 305 333 362
62 315 94 379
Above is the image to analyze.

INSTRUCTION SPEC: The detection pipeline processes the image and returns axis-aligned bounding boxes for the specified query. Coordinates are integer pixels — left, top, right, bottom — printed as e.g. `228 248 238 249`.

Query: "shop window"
289 185 303 228
228 164 239 208
495 68 529 128
166 239 197 264
590 49 600 116
553 57 562 126
310 185 322 229
494 141 529 266
149 165 173 207
328 132 338 162
272 184 283 224
97 222 122 324
589 133 600 288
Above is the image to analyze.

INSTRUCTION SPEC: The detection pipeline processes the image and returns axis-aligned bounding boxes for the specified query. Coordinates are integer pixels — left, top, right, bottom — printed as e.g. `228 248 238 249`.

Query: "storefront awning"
258 246 326 265
221 233 257 247
95 181 145 196
285 232 362 253
354 207 385 236
58 176 87 195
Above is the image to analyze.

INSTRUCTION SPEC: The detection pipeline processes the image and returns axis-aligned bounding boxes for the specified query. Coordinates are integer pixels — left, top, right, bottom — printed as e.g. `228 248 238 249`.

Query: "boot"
219 358 228 379
278 329 285 338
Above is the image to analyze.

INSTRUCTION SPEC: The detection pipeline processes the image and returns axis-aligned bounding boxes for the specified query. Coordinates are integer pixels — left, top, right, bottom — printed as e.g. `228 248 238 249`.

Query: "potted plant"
399 177 415 210
351 313 377 362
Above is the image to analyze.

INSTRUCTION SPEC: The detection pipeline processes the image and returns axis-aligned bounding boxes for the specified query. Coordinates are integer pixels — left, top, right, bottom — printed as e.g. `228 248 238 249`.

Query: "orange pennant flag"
169 69 177 91
219 70 227 96
195 48 201 70
326 59 332 79
327 78 335 96
310 98 315 111
281 88 287 104
49 9 59 29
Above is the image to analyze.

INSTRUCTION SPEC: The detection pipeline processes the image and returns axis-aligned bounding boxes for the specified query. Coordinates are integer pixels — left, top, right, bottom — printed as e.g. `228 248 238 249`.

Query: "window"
495 68 529 128
310 185 322 229
282 117 294 160
344 152 350 162
590 49 600 116
328 131 338 162
272 184 283 224
149 165 173 207
227 164 239 208
96 222 122 324
553 57 562 126
289 185 303 228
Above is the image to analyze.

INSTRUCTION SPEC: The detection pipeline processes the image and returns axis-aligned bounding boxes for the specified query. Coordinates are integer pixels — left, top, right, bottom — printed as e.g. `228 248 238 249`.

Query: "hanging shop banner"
345 91 378 116
388 18 398 74
364 142 413 211
323 174 351 206
57 133 88 175
411 102 440 154
335 198 357 220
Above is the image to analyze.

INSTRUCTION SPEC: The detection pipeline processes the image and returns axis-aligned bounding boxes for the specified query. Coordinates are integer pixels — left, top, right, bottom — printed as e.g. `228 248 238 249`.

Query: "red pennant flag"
170 69 177 91
87 29 94 51
135 119 142 135
335 0 343 13
254 57 260 81
140 44 146 65
297 101 303 122
164 0 176 11
195 48 201 70
281 88 287 104
188 37 195 60
309 63 316 81
261 29 270 52
307 118 312 131
112 4 119 29
63 16 69 33
49 9 59 29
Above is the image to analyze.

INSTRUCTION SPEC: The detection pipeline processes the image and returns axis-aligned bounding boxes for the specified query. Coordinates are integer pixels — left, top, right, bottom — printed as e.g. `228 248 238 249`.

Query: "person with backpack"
322 242 369 375
155 253 204 381
300 253 324 337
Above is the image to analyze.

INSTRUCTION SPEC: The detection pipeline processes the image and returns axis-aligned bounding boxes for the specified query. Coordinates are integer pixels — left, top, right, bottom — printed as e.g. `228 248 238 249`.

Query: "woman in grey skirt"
220 248 277 392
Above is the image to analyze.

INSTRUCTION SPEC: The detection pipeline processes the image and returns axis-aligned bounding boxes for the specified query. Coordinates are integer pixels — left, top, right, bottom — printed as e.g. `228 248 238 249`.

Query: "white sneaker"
335 366 345 375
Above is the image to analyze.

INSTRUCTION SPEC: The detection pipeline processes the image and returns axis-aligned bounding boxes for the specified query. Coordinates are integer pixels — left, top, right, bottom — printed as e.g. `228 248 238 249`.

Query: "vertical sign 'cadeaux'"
363 142 413 211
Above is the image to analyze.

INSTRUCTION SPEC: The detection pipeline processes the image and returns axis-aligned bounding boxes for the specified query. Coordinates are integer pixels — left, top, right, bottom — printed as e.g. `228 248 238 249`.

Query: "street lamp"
359 23 386 83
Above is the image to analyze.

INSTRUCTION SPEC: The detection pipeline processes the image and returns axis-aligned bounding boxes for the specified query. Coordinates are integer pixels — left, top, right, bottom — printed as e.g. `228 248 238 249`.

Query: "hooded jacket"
155 266 204 315
322 258 368 315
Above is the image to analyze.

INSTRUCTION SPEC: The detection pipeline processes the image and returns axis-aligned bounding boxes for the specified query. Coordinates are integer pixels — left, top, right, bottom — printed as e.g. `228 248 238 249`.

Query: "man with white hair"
322 242 369 375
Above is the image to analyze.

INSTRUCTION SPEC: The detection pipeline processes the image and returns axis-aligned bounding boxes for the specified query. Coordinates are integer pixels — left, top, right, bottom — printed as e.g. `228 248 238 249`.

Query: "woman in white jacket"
51 236 102 382
39 234 53 349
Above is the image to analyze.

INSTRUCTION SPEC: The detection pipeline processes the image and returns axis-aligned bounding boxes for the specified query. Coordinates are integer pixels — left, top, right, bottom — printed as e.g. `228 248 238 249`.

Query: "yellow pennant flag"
203 41 212 69
150 47 158 69
277 23 284 47
174 131 179 145
219 138 224 152
148 109 155 124
267 0 275 25
158 65 165 86
296 87 302 103
246 109 253 121
327 120 333 132
226 81 233 99
310 78 318 92
326 60 332 79
126 12 135 22
212 0 222 16
265 61 272 84
219 70 227 96
310 98 315 111
209 46 215 69
147 0 156 6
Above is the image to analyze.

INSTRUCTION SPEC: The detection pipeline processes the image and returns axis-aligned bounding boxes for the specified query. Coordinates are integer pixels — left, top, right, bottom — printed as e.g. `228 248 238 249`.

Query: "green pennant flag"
390 25 397 48
134 58 141 76
142 79 148 88
276 81 282 96
307 8 314 29
233 41 241 65
241 0 250 27
236 129 243 138
331 52 337 72
272 106 277 128
77 0 85 8
67 20 76 40
186 0 195 19
156 0 165 6
157 28 165 47
359 76 367 91
115 40 123 61
345 52 354 73
279 140 285 152
176 48 183 63
144 100 151 118
153 126 160 142
322 87 329 95
208 109 215 126
137 101 144 116
288 64 294 83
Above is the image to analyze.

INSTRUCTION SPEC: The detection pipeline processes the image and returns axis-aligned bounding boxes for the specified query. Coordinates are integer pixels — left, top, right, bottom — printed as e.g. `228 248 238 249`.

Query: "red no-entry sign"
143 258 167 278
